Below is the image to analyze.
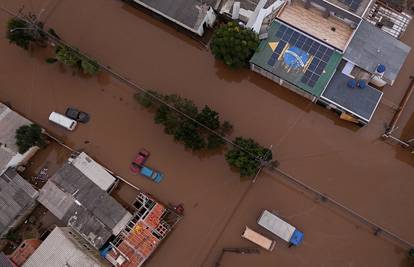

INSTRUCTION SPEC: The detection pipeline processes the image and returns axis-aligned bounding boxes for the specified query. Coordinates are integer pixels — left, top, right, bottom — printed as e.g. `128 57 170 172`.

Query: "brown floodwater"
1 0 414 266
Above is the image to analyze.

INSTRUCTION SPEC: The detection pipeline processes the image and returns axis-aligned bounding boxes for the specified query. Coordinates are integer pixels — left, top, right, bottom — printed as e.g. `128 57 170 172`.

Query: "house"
23 227 110 267
0 103 40 175
68 152 117 192
103 192 178 267
127 0 217 36
37 162 132 250
220 0 287 34
0 168 38 238
249 0 410 125
8 239 42 266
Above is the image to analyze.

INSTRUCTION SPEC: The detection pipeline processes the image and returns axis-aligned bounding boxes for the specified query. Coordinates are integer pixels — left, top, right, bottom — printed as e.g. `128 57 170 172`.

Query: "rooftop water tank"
376 64 386 74
347 79 356 88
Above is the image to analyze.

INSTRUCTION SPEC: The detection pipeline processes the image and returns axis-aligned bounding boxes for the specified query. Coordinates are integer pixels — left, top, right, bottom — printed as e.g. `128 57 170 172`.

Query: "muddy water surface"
1 1 414 266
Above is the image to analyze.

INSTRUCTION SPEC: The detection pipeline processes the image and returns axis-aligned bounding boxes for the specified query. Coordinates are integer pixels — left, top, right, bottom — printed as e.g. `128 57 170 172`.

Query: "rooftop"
0 252 16 267
0 103 34 175
131 0 216 34
250 20 342 97
0 169 38 236
105 193 176 267
343 20 411 84
277 0 355 50
38 163 132 249
69 152 116 191
321 69 383 122
324 0 371 17
23 227 108 267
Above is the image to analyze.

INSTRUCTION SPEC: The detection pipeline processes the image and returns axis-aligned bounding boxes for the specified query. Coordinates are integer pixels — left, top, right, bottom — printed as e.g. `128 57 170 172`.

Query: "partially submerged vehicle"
140 166 164 183
65 107 90 123
49 112 77 131
242 226 276 251
130 149 150 174
257 210 304 246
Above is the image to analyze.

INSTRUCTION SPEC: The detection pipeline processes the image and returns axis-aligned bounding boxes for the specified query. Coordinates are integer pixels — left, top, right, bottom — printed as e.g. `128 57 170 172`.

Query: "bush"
225 137 272 177
15 124 44 154
210 22 260 68
55 45 79 67
55 45 100 75
135 92 232 151
409 249 414 266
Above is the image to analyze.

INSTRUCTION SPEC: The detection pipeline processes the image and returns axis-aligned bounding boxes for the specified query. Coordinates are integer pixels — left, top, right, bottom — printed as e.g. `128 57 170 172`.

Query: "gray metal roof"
0 169 38 236
23 227 107 267
0 252 14 267
321 71 383 121
344 21 411 84
38 163 131 249
132 0 216 33
234 0 277 11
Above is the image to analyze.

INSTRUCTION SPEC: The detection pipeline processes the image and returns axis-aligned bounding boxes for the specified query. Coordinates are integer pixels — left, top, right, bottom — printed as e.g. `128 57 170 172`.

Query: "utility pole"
382 75 414 152
252 144 273 183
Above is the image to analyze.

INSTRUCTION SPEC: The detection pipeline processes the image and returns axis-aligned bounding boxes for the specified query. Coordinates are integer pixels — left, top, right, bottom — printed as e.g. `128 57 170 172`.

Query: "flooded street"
1 0 414 266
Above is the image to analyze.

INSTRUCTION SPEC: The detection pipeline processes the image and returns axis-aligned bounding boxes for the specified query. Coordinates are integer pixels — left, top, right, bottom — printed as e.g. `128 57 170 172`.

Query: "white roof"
23 227 104 267
0 103 36 175
257 210 295 242
70 152 115 191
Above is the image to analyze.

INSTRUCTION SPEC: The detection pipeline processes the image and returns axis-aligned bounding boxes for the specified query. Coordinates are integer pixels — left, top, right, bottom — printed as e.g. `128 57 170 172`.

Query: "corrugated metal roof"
70 152 115 191
0 169 38 236
23 227 105 267
0 252 14 267
131 0 216 33
344 21 411 84
38 163 131 249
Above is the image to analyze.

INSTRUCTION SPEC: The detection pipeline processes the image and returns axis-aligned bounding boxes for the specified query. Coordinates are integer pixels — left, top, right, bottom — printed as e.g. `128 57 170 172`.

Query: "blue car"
140 166 164 183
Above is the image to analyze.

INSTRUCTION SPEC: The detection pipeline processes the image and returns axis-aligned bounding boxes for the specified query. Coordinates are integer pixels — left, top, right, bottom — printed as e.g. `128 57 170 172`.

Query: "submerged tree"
225 137 272 177
135 92 232 151
409 249 414 266
210 22 260 68
54 45 100 75
6 10 48 50
15 124 44 154
6 18 33 50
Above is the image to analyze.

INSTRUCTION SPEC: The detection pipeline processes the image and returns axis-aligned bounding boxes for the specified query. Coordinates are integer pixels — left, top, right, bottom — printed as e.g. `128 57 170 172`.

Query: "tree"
80 59 100 75
15 124 44 154
135 92 233 151
55 45 79 67
54 45 100 75
6 11 48 50
6 18 34 50
210 22 260 68
409 249 414 266
225 137 272 177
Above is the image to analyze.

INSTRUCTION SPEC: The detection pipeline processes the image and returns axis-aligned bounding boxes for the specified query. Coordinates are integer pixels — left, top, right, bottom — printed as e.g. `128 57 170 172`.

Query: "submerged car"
65 107 90 123
130 149 150 174
140 166 164 183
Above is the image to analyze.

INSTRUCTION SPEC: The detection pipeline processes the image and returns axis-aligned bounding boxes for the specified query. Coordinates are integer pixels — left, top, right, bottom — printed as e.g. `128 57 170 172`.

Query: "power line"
0 5 269 163
264 165 414 250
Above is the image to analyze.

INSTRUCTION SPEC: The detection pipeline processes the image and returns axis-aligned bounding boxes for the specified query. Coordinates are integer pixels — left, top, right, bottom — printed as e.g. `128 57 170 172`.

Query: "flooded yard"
0 0 414 266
